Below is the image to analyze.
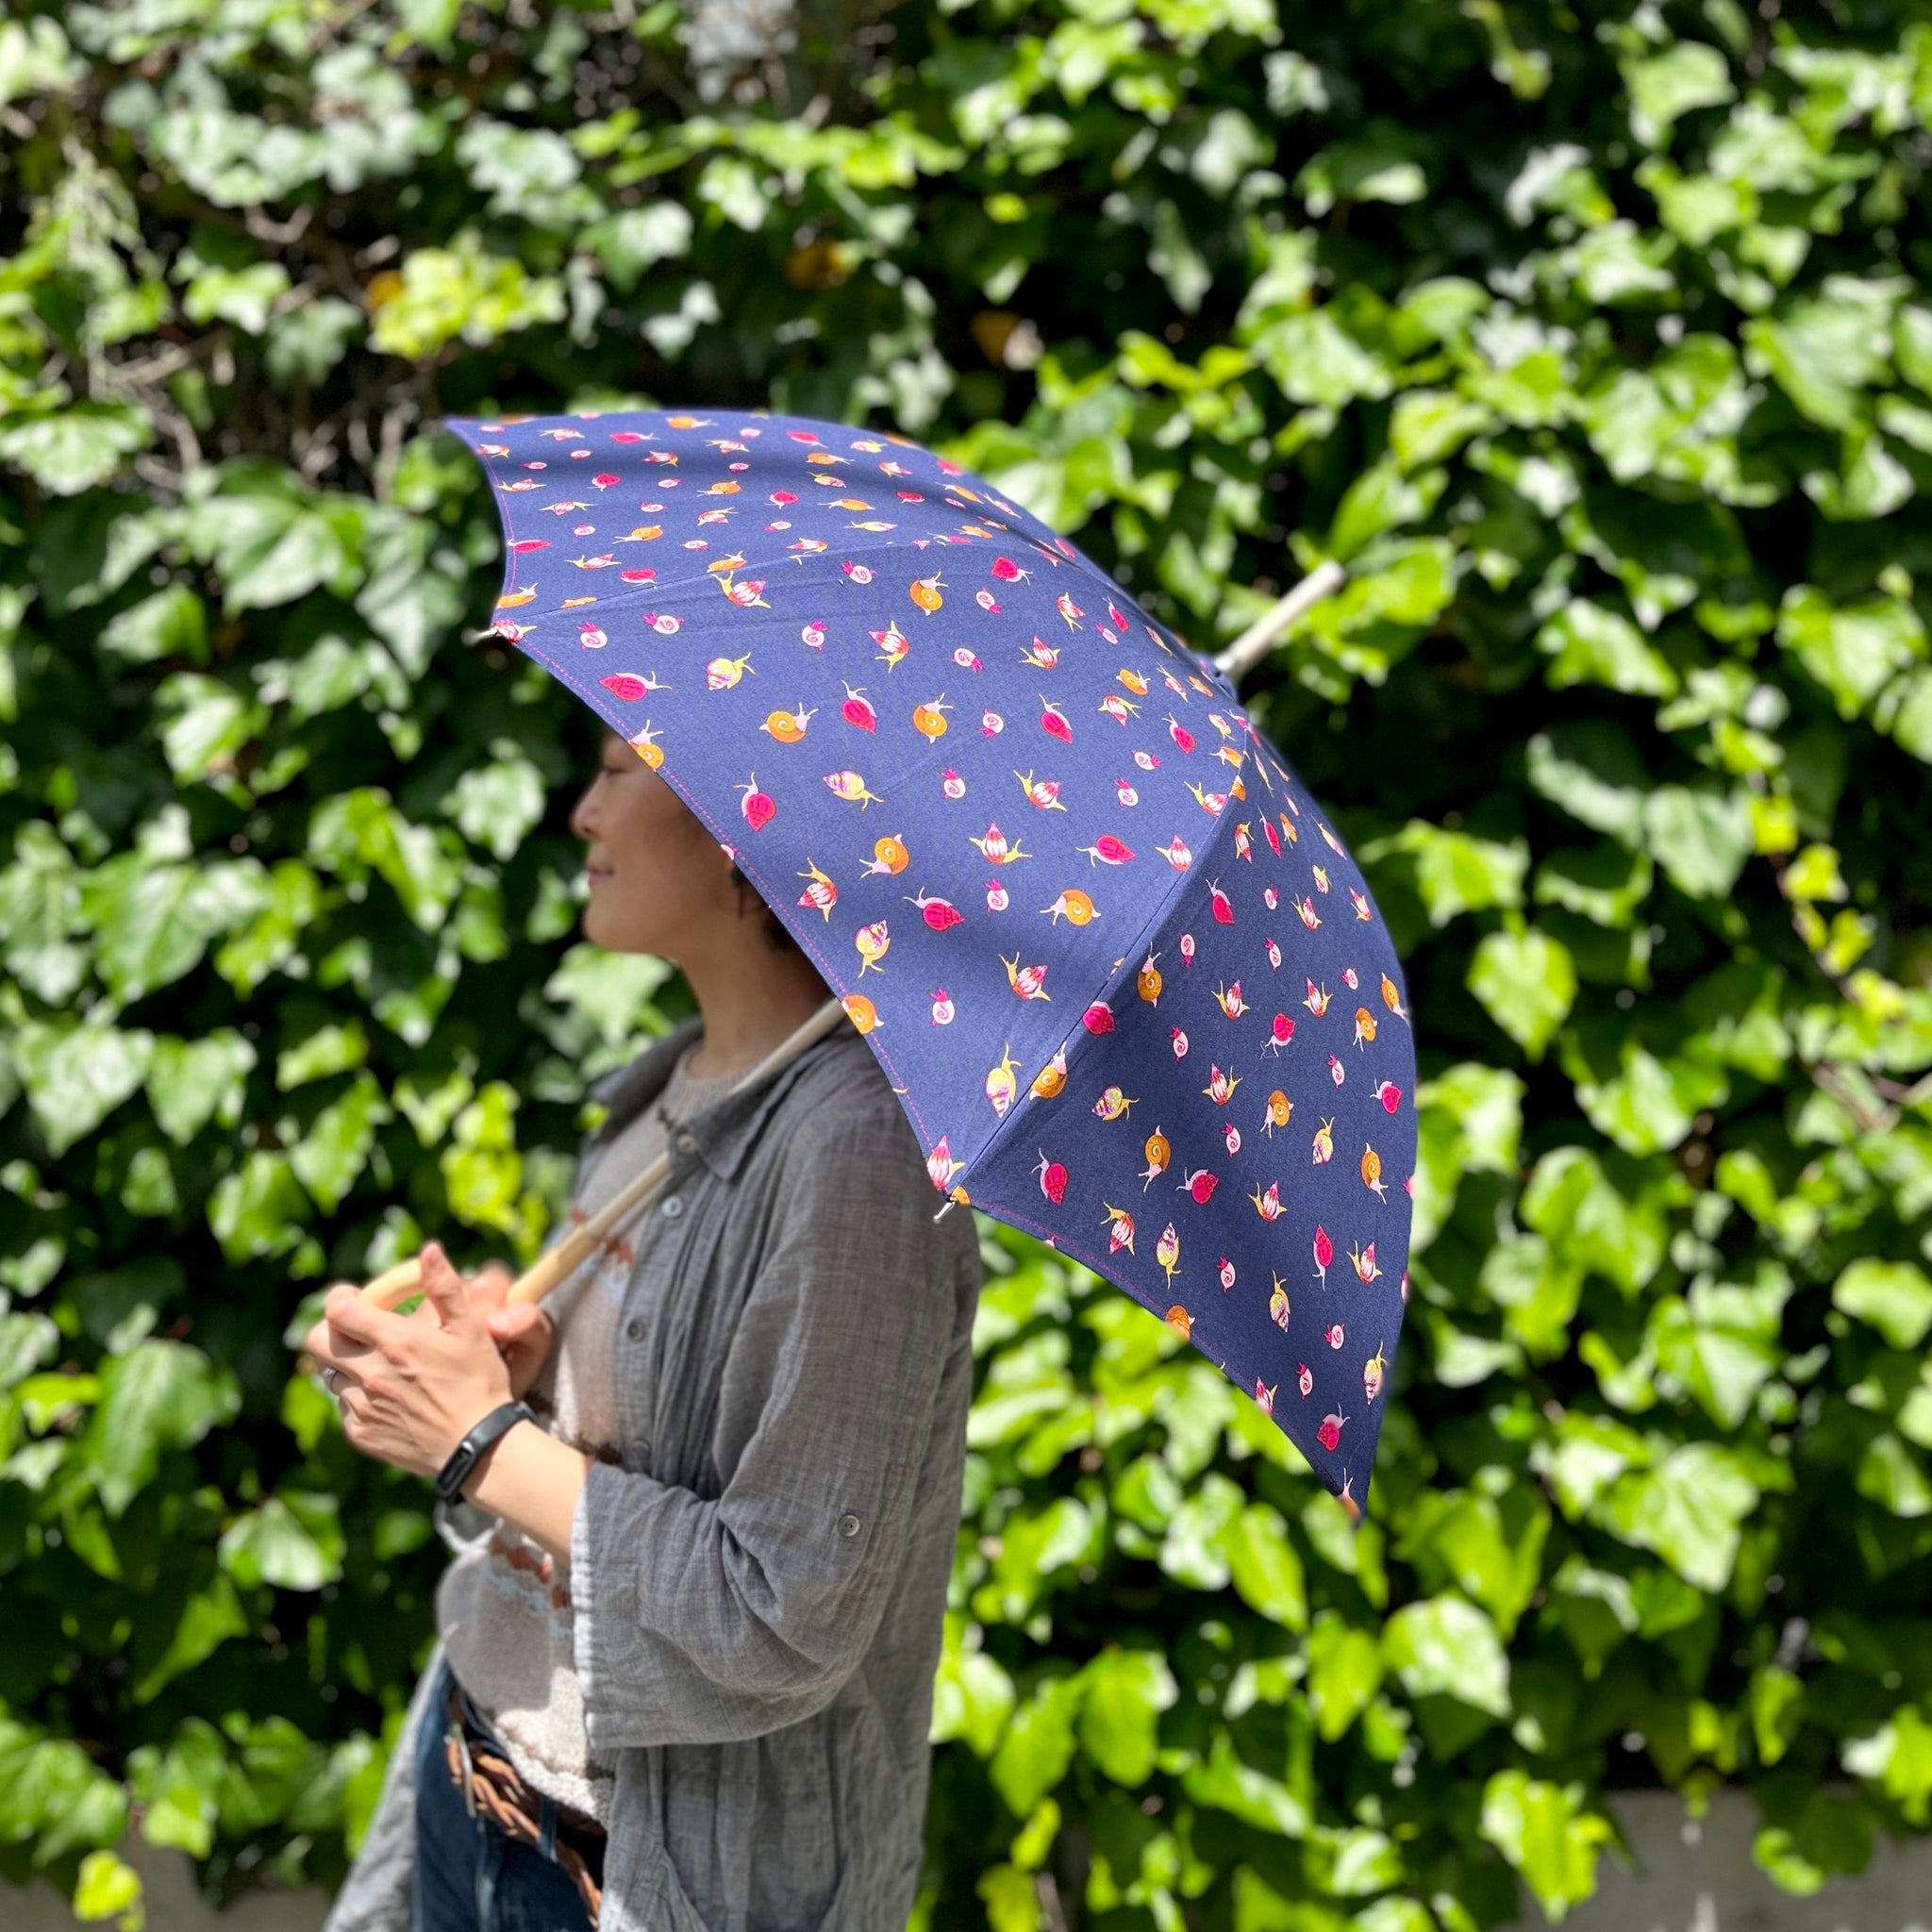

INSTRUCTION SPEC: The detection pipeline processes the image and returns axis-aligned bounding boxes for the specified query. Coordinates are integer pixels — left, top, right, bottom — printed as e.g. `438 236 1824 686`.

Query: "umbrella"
380 407 1415 1511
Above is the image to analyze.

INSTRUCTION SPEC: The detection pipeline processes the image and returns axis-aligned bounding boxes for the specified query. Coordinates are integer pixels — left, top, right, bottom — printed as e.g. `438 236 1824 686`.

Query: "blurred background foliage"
2 0 1932 1927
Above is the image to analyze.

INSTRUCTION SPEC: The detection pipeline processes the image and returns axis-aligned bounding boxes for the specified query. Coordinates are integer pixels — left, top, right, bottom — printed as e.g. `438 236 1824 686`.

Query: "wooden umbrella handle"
350 997 850 1312
358 1256 427 1309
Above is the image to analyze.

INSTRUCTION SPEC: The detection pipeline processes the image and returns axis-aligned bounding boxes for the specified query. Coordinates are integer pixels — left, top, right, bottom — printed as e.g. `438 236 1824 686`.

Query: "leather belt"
443 1678 606 1926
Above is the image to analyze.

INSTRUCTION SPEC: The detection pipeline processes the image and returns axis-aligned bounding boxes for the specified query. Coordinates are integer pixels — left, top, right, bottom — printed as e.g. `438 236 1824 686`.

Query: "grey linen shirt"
324 1015 984 1932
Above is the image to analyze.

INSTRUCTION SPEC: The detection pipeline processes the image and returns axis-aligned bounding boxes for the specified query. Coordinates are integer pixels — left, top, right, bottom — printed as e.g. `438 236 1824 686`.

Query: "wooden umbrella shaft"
1211 559 1347 683
356 998 850 1312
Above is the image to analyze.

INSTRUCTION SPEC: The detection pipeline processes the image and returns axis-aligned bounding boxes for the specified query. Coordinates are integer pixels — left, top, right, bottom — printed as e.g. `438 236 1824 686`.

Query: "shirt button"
660 1195 684 1220
626 1319 644 1341
675 1131 698 1156
837 1513 861 1539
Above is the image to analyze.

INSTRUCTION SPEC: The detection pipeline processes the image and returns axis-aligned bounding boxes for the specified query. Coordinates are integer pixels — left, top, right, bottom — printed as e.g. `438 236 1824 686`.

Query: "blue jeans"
413 1660 597 1932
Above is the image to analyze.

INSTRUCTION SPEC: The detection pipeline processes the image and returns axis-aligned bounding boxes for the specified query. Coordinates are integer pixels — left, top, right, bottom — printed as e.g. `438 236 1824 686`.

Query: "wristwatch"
435 1400 538 1506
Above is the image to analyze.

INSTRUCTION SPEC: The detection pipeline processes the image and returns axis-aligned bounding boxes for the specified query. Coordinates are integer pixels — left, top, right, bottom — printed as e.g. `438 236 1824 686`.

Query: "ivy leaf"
1398 1490 1549 1637
1857 1433 1932 1519
1249 310 1395 409
154 675 265 784
288 1073 390 1212
263 298 364 388
1563 1036 1726 1157
1326 458 1446 558
369 238 566 359
1306 1609 1385 1741
1180 1732 1310 1836
1538 599 1679 697
146 1032 257 1144
1412 1062 1524 1250
0 404 153 495
0 1311 59 1389
1648 1296 1779 1430
1641 785 1753 899
445 757 547 861
1359 822 1528 927
182 481 363 615
1832 1259 1932 1350
1596 1442 1763 1591
455 116 587 223
929 1618 1016 1757
13 1022 156 1157
83 1340 239 1518
1534 843 1654 928
976 1865 1041 1932
1744 295 1891 430
131 1576 250 1705
1777 587 1926 719
1157 1472 1241 1590
277 1018 369 1090
73 1848 143 1927
1843 1707 1932 1824
219 1491 344 1591
1479 1770 1611 1921
1076 1649 1177 1786
1296 126 1430 215
212 859 323 995
79 857 271 1002
1216 1501 1309 1630
581 202 695 291
208 1150 310 1261
543 944 675 1049
1382 1594 1511 1718
989 1674 1081 1817
1466 925 1576 1059
99 584 208 665
1524 724 1650 845
127 1719 227 1857
308 788 460 930
0 831 86 1003
182 260 291 333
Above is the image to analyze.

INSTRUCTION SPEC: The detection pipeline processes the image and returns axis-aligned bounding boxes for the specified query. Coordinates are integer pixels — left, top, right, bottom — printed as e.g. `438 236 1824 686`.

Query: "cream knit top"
436 1040 738 1824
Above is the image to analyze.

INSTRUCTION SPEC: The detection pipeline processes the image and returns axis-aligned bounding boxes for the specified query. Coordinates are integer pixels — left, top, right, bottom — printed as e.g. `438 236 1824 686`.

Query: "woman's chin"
582 906 664 958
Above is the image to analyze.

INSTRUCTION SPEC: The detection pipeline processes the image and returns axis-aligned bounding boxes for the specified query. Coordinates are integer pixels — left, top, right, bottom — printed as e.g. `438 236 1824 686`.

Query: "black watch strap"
435 1400 537 1506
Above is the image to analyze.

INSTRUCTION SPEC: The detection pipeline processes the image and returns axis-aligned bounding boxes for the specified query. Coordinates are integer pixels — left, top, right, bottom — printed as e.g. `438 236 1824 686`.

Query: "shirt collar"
585 1009 856 1184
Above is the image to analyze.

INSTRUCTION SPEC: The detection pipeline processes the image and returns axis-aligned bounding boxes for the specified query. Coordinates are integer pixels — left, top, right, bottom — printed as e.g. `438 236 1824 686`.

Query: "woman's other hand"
464 1261 558 1398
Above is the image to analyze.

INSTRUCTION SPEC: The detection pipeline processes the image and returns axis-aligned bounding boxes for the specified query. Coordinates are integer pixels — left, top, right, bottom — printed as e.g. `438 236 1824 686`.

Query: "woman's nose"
570 780 601 841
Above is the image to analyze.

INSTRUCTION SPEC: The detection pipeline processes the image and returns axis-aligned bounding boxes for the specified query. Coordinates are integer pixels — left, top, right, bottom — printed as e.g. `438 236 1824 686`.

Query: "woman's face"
570 731 735 958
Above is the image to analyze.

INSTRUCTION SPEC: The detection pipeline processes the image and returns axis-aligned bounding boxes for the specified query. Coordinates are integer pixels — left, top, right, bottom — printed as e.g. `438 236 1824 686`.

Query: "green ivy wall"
2 2 1931 1928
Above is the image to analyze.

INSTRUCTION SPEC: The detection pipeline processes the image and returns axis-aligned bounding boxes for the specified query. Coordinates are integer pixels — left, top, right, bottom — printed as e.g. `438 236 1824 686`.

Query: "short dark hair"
727 864 807 956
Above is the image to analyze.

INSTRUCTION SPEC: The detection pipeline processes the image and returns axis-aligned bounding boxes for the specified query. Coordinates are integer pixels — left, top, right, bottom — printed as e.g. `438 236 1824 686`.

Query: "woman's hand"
463 1261 558 1398
304 1242 518 1479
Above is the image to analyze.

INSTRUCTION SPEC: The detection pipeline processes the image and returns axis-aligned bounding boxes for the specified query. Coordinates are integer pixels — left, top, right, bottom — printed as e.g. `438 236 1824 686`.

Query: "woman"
308 727 985 1932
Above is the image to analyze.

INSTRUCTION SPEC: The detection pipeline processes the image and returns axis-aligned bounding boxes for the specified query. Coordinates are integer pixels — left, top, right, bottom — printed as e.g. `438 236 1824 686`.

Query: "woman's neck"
679 943 835 1082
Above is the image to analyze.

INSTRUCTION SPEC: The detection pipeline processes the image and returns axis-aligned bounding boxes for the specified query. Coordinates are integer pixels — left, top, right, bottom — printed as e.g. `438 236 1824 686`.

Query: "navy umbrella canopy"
450 404 1417 1510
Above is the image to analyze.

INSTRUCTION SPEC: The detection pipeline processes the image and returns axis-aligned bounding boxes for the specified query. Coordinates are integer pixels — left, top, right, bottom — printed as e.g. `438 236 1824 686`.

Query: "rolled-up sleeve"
569 1095 966 1748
